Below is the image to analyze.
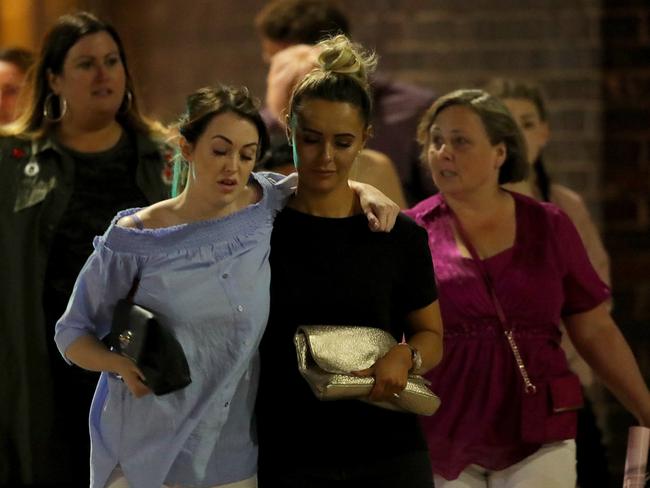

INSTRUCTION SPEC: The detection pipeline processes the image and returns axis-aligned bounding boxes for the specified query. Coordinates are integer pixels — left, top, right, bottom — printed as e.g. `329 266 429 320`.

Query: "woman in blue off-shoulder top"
54 85 397 488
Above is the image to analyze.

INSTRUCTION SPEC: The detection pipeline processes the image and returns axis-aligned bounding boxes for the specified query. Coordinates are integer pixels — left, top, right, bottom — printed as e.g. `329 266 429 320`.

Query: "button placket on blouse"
219 268 246 315
221 383 236 409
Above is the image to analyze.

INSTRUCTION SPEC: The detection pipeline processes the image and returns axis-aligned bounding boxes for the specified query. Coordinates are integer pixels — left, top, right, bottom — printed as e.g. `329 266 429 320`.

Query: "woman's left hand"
352 344 412 401
349 181 400 232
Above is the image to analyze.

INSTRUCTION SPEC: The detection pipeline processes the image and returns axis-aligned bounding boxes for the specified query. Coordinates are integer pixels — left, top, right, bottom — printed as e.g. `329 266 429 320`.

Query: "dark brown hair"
172 85 270 196
417 89 528 184
255 0 350 45
0 47 34 73
3 11 160 139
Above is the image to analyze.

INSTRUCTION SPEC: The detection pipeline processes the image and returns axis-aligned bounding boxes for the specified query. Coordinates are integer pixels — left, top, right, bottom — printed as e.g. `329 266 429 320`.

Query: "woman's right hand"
352 344 412 401
112 353 152 398
64 335 152 397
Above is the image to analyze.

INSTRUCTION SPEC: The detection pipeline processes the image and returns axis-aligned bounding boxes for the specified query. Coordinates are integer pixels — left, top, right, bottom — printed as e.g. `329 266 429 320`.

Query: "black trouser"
45 297 98 487
575 396 610 488
258 450 434 488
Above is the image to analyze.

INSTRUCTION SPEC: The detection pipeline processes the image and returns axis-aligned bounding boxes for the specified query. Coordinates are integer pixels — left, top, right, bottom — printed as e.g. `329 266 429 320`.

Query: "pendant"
24 161 40 177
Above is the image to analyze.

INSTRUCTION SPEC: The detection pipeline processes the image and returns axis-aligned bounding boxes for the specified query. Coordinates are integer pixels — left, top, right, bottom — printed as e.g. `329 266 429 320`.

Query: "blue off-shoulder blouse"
54 172 295 488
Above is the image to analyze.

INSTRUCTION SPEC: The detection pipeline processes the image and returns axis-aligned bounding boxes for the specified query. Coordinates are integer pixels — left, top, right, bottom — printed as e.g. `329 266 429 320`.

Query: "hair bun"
317 35 376 86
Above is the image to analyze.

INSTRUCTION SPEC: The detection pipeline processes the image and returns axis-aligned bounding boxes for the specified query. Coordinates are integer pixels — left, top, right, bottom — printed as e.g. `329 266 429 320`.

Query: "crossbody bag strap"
104 275 140 350
126 277 140 303
449 207 537 395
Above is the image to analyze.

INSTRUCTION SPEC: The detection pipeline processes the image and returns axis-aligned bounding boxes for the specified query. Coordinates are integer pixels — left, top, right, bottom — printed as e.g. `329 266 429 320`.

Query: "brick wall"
600 2 650 483
90 1 606 214
83 0 267 122
602 1 650 313
348 0 605 205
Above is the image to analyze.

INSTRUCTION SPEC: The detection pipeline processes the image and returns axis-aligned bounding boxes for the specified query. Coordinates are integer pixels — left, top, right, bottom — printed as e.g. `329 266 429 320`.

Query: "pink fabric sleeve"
550 206 611 316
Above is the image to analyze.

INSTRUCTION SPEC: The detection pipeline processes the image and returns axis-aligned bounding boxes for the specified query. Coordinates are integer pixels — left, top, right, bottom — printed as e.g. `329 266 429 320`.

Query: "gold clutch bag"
294 325 440 416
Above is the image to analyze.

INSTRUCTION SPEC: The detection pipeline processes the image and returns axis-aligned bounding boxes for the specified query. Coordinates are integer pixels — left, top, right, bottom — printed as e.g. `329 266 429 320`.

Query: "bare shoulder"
550 183 584 207
116 213 142 229
116 199 180 229
355 149 407 208
359 148 393 168
550 184 591 219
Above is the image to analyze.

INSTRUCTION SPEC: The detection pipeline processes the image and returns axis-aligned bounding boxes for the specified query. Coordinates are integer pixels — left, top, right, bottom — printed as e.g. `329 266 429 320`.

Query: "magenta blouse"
405 191 610 480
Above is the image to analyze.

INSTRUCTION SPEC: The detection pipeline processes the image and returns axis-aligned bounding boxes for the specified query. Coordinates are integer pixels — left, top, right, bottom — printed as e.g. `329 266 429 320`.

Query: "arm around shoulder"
354 149 407 209
348 177 401 232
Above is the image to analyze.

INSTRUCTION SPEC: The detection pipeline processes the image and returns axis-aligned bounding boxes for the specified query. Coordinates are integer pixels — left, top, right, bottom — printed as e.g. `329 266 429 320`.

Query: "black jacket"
0 130 171 484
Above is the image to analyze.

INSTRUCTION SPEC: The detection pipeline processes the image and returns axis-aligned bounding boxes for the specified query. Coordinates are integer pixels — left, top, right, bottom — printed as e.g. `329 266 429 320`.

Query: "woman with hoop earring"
0 11 172 486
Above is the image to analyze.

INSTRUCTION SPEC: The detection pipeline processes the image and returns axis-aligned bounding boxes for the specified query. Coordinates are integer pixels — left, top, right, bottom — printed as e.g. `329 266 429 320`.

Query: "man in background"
0 47 33 125
255 0 437 205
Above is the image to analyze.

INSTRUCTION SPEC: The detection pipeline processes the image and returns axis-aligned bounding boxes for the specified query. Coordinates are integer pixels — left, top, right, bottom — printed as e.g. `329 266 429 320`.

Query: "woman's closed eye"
335 138 354 149
240 151 255 162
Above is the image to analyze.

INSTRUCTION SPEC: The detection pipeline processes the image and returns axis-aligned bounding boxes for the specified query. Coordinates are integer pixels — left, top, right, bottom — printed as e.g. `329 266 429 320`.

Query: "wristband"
399 342 422 373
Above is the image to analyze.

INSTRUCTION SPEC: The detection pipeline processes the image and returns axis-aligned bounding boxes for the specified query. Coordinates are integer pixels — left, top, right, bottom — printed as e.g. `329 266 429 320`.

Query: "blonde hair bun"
317 34 377 87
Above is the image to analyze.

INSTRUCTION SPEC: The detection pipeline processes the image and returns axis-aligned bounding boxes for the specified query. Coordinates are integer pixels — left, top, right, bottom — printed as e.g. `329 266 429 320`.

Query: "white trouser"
104 465 257 488
434 440 576 488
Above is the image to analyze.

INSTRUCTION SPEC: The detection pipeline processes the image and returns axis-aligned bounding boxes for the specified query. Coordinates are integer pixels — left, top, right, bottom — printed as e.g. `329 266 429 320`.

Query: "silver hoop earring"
43 93 67 122
120 89 133 114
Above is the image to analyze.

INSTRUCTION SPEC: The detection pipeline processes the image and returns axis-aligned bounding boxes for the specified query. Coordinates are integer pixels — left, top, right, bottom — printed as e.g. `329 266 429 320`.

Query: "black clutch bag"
107 278 191 395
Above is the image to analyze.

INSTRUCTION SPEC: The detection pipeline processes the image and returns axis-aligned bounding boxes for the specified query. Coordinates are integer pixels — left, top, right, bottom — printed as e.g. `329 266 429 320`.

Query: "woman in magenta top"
405 89 650 487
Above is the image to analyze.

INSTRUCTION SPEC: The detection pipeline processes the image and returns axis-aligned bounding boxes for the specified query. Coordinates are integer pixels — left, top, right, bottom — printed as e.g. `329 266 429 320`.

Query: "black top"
257 208 437 472
43 132 148 333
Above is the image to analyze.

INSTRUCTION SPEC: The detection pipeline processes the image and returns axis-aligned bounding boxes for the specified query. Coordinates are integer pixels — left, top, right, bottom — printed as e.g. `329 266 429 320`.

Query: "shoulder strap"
126 277 140 302
451 211 510 330
104 275 140 350
449 207 537 394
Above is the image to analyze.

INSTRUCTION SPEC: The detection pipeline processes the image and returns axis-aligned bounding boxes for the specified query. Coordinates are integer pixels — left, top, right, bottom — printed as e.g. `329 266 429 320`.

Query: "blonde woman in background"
487 78 611 487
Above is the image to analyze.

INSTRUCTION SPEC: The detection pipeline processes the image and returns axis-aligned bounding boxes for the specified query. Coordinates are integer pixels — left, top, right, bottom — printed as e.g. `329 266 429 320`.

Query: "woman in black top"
0 12 170 485
256 35 444 488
